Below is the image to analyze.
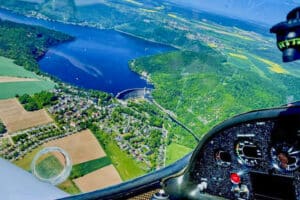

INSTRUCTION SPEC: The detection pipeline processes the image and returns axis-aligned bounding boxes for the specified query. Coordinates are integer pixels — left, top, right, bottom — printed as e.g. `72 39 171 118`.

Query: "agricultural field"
0 56 38 78
0 56 55 99
13 145 81 194
70 157 112 179
0 76 38 83
44 129 106 165
41 129 127 193
0 82 55 99
35 155 64 179
166 143 192 165
0 98 53 133
13 129 117 194
58 179 81 195
13 146 43 171
93 128 147 180
73 165 122 192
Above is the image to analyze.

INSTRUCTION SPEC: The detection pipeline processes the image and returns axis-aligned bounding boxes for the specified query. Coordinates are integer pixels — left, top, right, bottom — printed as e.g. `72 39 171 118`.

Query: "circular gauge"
235 140 262 167
215 150 231 167
271 144 300 172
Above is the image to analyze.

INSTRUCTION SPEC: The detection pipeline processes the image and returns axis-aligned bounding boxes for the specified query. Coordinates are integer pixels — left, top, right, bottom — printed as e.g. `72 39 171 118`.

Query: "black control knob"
151 190 170 200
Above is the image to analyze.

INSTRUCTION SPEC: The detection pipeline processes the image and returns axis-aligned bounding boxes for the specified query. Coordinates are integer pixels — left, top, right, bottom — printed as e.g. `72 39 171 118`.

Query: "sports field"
0 98 53 133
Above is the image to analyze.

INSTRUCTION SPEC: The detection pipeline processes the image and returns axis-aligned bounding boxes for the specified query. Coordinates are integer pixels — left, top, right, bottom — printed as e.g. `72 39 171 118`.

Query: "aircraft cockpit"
1 1 300 200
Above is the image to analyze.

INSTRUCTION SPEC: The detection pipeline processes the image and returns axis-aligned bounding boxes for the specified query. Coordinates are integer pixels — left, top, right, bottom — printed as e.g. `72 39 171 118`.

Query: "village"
0 84 168 170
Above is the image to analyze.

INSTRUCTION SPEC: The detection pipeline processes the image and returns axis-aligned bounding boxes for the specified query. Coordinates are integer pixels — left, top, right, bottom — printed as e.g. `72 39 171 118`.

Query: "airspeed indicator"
236 140 262 167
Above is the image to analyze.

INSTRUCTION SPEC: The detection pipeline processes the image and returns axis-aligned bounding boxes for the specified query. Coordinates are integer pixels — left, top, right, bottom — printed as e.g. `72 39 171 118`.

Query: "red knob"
230 173 241 184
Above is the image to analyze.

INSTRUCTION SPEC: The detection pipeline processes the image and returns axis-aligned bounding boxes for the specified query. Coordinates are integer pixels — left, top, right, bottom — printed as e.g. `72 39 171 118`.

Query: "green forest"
0 19 73 73
18 91 57 111
131 50 300 137
0 121 6 134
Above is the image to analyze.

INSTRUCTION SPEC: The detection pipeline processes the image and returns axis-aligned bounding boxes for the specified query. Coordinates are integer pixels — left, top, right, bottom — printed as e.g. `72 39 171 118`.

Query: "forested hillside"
0 19 73 72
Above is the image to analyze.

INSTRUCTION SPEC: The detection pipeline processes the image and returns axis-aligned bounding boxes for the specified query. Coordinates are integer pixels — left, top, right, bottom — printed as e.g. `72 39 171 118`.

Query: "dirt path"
0 76 38 83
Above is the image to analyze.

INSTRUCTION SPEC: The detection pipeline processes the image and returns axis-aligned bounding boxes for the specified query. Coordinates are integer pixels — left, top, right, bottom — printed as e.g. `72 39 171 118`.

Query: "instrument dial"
215 150 231 167
236 140 262 167
271 144 300 172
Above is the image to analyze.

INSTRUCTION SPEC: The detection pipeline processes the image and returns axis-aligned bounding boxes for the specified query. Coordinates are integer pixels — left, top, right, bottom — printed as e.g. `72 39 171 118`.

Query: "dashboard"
163 106 300 200
193 119 300 199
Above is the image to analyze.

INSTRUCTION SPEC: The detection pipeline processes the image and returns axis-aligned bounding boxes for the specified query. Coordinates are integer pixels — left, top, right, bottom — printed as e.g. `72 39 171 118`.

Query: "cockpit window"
0 0 299 197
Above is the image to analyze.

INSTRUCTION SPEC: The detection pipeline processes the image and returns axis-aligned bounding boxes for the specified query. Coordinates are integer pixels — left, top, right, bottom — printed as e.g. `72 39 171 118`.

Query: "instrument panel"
191 118 300 199
163 108 300 200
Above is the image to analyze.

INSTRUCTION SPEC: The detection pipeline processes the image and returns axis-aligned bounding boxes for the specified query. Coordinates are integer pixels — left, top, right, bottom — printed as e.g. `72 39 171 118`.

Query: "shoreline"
114 28 180 51
0 7 178 51
0 7 173 96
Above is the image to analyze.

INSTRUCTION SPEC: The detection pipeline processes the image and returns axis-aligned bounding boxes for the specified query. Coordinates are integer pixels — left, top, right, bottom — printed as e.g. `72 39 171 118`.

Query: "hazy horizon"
169 0 300 25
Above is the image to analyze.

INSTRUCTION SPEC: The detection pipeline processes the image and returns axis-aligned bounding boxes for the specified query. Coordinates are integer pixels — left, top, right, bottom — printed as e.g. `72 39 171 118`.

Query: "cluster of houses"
48 91 101 130
0 138 12 159
1 85 168 169
164 16 226 51
100 104 167 169
0 124 73 161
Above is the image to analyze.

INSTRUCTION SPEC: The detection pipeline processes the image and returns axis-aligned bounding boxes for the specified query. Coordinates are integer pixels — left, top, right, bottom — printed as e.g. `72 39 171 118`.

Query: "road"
150 99 200 143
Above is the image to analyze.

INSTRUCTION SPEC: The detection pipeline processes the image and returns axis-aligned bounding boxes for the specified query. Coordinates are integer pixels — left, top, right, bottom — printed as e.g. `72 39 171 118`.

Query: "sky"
169 0 300 25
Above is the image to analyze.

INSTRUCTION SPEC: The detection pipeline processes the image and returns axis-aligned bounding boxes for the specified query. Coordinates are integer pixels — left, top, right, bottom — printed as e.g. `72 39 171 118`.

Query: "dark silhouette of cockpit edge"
271 7 300 62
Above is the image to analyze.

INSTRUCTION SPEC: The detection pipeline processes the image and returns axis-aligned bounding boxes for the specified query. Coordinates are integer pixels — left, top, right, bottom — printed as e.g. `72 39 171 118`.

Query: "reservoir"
0 9 173 95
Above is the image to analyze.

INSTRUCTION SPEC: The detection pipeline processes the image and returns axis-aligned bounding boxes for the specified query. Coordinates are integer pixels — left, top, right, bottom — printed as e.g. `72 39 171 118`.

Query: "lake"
0 8 174 95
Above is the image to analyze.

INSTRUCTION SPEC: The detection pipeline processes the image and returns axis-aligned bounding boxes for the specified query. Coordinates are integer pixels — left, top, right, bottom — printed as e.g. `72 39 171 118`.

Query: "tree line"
18 91 57 111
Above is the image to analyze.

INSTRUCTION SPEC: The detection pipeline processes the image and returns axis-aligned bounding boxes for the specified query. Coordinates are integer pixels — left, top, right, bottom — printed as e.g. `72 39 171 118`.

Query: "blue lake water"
0 9 174 95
